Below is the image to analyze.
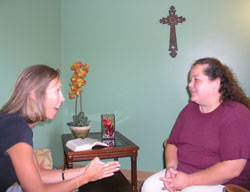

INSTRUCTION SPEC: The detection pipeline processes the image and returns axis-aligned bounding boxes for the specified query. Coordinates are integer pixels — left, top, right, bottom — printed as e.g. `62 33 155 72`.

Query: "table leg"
63 155 67 169
131 151 138 192
67 155 73 169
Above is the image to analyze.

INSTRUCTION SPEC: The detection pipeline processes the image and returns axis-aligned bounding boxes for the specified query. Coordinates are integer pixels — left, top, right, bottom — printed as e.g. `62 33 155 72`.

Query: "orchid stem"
75 96 78 124
80 92 83 113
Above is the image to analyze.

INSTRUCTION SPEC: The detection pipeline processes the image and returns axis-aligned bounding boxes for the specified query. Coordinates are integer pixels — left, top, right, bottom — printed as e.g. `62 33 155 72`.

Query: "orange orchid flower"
84 64 89 73
71 61 82 70
69 61 89 99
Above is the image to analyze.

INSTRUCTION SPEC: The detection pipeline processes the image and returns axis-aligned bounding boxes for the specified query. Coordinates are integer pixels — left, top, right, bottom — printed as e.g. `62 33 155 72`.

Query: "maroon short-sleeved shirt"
168 101 250 189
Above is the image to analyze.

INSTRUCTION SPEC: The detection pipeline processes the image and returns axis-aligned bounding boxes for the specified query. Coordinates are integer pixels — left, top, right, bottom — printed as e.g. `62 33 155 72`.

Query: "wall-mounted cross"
160 6 186 58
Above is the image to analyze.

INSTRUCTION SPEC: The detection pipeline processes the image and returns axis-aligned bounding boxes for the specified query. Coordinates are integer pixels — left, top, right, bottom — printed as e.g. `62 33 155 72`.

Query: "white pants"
141 169 225 192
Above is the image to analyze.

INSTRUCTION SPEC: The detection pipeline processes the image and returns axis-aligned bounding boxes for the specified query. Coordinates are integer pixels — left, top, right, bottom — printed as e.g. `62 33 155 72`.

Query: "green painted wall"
62 0 250 172
0 0 250 171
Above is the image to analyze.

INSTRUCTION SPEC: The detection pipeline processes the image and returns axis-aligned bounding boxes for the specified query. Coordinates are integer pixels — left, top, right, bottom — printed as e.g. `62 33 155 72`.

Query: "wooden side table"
61 131 140 192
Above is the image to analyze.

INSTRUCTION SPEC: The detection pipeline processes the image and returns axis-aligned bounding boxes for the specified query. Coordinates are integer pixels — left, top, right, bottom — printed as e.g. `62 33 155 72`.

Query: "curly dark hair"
192 57 250 109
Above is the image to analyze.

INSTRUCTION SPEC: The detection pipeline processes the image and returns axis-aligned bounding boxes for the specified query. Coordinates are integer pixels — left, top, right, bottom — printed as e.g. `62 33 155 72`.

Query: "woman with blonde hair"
0 65 120 192
142 57 250 192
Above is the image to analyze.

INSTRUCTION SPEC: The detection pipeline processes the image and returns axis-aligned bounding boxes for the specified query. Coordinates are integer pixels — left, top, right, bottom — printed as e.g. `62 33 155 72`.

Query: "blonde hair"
1 65 59 123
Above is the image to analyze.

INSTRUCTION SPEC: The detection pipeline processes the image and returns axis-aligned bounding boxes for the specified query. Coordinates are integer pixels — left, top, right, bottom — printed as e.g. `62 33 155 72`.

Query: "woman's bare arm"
8 142 120 192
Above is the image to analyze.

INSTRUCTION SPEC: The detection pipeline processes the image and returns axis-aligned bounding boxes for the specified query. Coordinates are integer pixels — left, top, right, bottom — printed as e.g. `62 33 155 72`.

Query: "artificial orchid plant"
67 61 90 127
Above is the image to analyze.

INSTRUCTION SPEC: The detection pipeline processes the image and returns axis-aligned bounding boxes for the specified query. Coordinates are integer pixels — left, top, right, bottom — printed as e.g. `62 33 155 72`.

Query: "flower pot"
70 125 91 139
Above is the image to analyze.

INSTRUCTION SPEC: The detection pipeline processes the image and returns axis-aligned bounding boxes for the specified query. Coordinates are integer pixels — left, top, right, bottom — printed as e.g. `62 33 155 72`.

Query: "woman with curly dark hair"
192 58 250 109
142 58 250 192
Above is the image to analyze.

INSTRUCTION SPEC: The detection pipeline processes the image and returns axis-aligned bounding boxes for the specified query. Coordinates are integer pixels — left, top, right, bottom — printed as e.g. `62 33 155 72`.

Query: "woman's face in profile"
188 64 218 105
44 78 65 120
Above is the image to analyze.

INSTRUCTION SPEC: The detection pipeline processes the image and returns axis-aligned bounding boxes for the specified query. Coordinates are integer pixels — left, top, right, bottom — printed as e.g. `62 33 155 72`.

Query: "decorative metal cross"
160 6 186 58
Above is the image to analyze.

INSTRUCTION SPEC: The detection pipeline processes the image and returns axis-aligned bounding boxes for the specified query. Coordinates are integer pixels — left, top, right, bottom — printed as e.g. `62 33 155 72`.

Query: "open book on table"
66 138 108 152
